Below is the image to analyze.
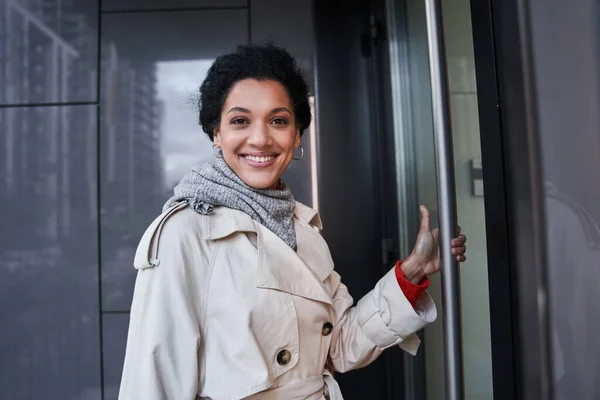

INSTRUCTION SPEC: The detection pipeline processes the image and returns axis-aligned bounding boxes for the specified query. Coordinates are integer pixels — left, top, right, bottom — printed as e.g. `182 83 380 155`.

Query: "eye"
271 117 288 125
231 117 248 125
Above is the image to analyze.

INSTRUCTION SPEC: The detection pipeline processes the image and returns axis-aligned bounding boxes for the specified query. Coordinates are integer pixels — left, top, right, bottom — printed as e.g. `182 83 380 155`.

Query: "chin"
239 174 278 190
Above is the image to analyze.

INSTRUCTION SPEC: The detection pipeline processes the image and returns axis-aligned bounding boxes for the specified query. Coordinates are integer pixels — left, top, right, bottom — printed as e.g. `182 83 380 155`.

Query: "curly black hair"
199 43 311 141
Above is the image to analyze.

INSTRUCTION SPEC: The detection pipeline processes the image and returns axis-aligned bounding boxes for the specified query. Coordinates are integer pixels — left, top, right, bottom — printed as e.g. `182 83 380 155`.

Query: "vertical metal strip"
96 2 105 398
423 0 464 398
384 1 424 396
385 0 415 260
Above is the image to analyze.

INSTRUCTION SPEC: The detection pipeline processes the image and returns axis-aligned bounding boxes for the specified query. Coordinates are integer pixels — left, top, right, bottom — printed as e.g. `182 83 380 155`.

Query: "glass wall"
0 0 99 105
527 0 600 398
0 0 101 398
0 105 100 399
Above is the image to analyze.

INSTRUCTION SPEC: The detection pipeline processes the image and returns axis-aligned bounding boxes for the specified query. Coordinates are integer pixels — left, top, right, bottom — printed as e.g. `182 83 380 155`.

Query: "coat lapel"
256 223 334 305
202 204 334 304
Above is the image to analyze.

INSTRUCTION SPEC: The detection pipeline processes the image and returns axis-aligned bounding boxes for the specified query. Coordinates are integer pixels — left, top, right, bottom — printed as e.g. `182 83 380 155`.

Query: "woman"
119 44 467 400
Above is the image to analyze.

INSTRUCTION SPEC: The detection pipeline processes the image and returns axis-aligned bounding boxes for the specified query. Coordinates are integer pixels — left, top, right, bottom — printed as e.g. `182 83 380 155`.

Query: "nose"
247 122 271 147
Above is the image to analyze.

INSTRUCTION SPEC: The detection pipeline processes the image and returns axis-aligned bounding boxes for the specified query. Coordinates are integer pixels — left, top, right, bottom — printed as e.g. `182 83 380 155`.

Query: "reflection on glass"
0 0 98 105
102 0 246 12
0 106 100 399
100 48 213 311
99 9 248 312
103 314 130 400
546 184 600 398
157 60 215 189
530 2 600 397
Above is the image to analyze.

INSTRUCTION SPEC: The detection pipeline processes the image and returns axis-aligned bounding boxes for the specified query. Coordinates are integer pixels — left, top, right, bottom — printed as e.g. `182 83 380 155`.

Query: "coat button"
322 322 333 336
277 349 291 365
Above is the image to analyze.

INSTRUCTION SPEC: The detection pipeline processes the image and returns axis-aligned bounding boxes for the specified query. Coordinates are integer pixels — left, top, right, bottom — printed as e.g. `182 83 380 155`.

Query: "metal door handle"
424 0 465 398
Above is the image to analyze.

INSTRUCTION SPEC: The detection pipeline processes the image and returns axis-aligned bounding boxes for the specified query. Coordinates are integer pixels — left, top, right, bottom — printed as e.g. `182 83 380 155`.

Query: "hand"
401 205 467 284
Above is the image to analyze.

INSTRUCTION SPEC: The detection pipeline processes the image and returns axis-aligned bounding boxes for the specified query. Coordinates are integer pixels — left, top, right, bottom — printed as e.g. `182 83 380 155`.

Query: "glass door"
385 0 494 398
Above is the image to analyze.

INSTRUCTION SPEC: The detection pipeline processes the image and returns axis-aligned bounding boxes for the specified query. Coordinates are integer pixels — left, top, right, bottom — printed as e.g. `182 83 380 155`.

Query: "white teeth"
244 155 274 163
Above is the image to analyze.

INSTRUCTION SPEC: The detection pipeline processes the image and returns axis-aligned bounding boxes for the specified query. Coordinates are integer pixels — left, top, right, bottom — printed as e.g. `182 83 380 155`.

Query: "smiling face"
213 79 301 189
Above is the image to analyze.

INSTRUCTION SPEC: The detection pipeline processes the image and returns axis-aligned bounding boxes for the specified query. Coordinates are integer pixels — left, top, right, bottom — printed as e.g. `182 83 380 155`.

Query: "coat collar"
294 201 323 230
201 203 333 304
201 201 324 239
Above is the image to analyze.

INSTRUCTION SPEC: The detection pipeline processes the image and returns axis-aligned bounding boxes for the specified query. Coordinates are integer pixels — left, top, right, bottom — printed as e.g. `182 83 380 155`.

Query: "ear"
213 128 221 147
294 129 301 147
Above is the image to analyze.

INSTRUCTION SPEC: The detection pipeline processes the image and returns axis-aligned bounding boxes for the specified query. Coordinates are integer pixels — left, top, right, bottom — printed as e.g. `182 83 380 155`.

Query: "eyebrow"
226 107 292 115
227 107 251 114
269 107 292 115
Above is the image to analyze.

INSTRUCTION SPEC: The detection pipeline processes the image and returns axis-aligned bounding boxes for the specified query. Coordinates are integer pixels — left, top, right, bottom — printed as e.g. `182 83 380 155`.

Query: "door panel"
528 0 600 398
385 0 494 398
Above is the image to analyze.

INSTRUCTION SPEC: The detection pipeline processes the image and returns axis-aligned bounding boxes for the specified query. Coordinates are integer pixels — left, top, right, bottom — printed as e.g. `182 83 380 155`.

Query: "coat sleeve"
118 212 207 400
328 267 437 373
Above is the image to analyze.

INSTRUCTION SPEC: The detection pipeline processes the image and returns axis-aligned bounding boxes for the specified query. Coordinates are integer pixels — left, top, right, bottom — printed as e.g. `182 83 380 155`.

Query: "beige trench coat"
118 201 437 400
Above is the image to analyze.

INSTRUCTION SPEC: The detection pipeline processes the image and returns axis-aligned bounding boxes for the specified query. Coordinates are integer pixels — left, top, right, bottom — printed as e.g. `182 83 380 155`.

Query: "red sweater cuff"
394 260 430 308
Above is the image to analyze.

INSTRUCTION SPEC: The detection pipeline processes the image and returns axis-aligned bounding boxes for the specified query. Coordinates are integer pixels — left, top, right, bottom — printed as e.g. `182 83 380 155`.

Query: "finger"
419 205 431 233
451 246 466 255
456 255 466 262
432 227 440 242
452 234 467 246
456 225 462 234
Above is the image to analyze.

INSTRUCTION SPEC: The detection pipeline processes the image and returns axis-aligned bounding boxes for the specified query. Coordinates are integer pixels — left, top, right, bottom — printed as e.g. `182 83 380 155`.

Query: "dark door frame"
313 1 407 399
470 0 553 399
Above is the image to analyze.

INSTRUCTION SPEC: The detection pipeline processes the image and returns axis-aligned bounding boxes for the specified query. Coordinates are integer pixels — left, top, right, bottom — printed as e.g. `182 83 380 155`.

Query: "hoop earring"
211 144 223 159
292 146 304 161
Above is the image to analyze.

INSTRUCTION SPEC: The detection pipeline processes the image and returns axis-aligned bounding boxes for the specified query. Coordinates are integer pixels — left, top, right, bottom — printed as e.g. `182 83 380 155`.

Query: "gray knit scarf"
163 157 297 249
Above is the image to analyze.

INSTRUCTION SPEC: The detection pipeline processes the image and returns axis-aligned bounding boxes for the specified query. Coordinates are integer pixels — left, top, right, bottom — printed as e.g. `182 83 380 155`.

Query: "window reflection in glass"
100 56 214 311
157 60 214 189
0 105 100 399
102 314 130 400
99 8 247 312
0 0 98 105
530 0 600 397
